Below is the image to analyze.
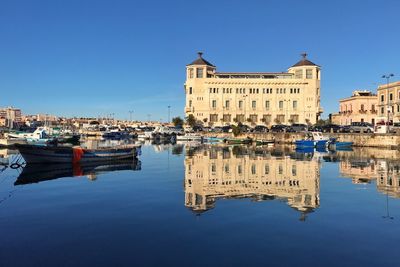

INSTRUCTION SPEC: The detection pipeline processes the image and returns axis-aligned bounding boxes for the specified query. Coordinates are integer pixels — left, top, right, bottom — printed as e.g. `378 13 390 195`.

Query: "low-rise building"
377 81 400 124
335 90 377 125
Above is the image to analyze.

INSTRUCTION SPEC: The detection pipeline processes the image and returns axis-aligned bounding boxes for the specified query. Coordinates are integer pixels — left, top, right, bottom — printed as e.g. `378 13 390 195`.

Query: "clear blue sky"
1 0 399 121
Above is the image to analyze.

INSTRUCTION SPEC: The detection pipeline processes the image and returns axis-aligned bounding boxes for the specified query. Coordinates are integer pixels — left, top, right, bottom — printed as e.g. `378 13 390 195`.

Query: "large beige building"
377 81 400 124
184 146 320 219
332 90 378 125
184 52 322 126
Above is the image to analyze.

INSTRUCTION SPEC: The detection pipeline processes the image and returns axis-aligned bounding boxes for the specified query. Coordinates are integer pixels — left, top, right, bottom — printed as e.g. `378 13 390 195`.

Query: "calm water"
0 143 399 267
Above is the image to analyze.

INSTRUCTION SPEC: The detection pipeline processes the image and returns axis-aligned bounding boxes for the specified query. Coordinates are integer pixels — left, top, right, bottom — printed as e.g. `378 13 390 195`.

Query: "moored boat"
295 132 328 148
15 144 141 164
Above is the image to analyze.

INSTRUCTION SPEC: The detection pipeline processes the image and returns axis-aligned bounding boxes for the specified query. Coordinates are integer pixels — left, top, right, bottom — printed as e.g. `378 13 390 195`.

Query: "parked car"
321 124 341 133
192 125 203 132
339 125 351 133
389 122 400 134
221 125 232 133
238 124 251 133
291 123 308 132
251 125 269 133
271 124 292 133
308 125 322 132
349 122 374 133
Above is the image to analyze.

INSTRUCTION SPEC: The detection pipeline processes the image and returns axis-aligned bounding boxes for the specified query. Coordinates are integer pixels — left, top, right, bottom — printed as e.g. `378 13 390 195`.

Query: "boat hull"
16 144 139 164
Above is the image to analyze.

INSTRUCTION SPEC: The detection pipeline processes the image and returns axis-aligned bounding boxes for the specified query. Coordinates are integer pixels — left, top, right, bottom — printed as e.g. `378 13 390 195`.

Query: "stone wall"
203 132 400 149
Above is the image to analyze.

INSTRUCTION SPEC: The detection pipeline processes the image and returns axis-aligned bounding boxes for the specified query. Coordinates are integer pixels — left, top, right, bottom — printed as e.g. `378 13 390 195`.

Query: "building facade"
334 90 378 125
0 106 22 127
377 81 400 124
184 52 322 126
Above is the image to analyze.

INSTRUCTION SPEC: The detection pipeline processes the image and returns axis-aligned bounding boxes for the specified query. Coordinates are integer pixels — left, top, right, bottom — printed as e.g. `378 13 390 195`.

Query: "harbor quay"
201 131 400 149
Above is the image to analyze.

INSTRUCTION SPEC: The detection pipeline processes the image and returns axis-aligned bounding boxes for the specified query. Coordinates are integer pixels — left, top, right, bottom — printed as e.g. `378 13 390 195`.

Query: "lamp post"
382 74 394 133
168 105 171 123
129 110 133 122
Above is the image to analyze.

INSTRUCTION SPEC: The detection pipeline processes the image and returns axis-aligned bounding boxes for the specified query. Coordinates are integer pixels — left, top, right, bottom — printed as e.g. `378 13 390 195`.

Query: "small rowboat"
15 144 141 164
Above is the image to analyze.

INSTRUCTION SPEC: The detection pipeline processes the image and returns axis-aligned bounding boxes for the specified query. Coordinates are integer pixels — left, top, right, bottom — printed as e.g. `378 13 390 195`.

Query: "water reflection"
337 148 400 198
15 159 141 185
184 145 321 220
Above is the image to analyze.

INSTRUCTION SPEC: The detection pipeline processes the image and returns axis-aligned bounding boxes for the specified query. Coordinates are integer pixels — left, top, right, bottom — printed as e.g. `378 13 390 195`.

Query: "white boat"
8 127 53 144
176 133 202 142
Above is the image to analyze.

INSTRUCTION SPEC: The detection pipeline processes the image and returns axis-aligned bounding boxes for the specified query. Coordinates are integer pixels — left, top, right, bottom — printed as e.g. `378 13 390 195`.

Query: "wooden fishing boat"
15 144 141 164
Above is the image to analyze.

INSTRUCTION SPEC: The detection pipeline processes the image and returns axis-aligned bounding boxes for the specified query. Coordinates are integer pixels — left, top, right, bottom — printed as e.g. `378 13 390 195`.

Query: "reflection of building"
184 52 322 126
376 161 400 198
332 90 377 126
339 160 377 184
337 147 400 198
184 146 320 219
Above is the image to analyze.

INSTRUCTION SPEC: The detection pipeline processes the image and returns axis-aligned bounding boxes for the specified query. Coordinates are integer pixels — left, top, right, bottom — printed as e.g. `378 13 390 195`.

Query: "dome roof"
187 52 215 67
291 53 319 67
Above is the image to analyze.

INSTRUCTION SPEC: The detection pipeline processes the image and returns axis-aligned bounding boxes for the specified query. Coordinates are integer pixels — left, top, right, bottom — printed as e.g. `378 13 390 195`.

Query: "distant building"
377 81 400 124
334 90 378 125
184 52 323 126
0 106 22 127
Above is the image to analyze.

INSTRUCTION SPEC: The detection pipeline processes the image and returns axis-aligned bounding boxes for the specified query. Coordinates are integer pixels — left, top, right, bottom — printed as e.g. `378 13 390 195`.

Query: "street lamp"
382 74 394 133
168 105 171 123
129 110 134 122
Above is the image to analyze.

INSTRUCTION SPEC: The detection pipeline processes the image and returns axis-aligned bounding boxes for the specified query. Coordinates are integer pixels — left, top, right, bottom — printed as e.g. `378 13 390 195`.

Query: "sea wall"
203 132 400 149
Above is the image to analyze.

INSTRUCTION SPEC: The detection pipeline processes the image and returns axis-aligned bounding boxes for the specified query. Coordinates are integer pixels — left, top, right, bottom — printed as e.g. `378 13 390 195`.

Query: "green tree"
186 114 196 127
172 116 184 127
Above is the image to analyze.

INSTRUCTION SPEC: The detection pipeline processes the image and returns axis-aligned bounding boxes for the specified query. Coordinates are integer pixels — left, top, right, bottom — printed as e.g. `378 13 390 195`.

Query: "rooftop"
187 52 215 67
291 53 319 68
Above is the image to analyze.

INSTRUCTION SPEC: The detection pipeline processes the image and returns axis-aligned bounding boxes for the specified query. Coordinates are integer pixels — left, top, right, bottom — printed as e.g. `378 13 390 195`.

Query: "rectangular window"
306 69 313 79
210 114 218 122
279 101 283 109
250 114 258 123
390 93 393 101
265 100 270 110
293 100 297 109
196 68 203 78
263 114 271 124
212 100 217 108
252 101 256 109
381 95 384 102
264 164 269 175
189 68 194 79
295 69 303 79
223 114 231 122
290 114 299 123
189 100 192 107
236 114 245 123
189 87 192 94
225 100 230 109
238 100 243 109
277 114 285 123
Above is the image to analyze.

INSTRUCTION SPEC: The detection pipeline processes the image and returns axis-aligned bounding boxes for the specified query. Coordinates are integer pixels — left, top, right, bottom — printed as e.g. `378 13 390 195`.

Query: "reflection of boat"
224 137 252 145
327 138 353 150
14 159 141 185
176 133 202 142
15 144 141 163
